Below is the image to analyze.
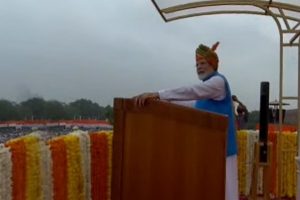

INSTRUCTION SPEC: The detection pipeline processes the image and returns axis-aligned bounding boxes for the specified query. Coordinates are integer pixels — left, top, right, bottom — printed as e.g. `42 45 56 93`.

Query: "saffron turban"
196 42 220 70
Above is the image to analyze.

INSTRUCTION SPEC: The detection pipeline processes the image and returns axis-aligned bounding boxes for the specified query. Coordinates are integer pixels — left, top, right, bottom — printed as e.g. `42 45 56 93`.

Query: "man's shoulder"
214 72 227 79
204 74 226 91
208 74 226 83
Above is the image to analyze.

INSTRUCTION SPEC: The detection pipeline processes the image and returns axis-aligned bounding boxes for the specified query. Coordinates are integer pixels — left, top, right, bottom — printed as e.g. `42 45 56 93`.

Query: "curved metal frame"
151 0 300 199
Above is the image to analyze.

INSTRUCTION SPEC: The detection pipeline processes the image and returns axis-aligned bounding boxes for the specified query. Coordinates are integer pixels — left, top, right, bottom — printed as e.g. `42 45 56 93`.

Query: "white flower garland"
246 130 258 195
40 141 53 200
70 131 91 200
0 144 12 200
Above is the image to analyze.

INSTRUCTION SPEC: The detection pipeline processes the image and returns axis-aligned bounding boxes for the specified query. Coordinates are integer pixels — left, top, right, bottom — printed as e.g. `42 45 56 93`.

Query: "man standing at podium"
133 42 238 200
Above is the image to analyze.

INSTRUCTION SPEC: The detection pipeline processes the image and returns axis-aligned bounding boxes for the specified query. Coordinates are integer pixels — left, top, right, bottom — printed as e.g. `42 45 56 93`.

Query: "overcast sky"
0 0 298 111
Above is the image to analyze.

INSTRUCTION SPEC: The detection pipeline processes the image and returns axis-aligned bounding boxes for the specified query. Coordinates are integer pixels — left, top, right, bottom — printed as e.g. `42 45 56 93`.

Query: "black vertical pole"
259 82 269 163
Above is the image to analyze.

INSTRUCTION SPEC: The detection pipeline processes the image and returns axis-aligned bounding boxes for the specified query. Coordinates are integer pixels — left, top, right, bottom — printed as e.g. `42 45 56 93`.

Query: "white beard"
198 73 208 80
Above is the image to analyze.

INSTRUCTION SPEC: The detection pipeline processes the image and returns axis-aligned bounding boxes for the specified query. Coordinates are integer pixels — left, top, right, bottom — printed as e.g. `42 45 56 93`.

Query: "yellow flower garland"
279 132 297 197
23 134 42 200
64 135 84 200
70 131 91 200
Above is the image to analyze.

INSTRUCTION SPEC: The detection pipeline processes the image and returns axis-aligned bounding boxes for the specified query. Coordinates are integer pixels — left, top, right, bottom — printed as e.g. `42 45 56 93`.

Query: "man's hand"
133 92 159 107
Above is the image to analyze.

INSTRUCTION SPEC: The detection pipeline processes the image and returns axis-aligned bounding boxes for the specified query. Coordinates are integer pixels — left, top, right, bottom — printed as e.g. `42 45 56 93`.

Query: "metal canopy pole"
297 38 300 200
278 18 284 199
266 10 283 197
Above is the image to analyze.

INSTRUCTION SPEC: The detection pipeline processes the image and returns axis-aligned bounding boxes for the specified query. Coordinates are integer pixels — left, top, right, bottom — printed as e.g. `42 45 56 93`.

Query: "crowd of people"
0 126 112 143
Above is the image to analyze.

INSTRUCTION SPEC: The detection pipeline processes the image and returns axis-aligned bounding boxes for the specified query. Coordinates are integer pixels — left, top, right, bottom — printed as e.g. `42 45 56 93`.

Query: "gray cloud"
0 0 298 111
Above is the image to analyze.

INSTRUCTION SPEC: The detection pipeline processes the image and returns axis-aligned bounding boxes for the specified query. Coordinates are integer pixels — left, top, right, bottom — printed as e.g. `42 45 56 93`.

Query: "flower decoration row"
237 130 298 198
0 130 112 200
0 129 298 199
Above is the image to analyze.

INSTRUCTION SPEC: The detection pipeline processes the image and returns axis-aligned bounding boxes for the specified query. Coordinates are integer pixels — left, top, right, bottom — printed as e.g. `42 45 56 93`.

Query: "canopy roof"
152 0 300 23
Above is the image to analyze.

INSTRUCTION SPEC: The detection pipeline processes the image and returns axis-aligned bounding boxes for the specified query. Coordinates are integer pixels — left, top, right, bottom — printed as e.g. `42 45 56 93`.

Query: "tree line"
0 97 261 129
0 98 113 123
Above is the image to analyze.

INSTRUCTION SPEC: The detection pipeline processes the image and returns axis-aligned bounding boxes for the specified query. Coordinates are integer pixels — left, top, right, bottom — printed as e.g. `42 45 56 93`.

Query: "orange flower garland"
90 132 109 200
268 131 277 196
48 138 67 200
5 138 26 200
107 132 113 200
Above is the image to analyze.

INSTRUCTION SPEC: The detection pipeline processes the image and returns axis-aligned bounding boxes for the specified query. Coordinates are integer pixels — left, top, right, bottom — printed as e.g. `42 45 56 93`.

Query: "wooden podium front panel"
113 98 228 200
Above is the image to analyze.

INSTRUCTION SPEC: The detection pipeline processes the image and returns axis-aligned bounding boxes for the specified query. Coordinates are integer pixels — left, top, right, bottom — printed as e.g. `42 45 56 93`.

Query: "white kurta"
158 76 226 102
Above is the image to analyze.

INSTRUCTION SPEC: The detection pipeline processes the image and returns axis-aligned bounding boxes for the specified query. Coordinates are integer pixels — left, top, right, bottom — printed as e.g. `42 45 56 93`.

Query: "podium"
112 98 228 200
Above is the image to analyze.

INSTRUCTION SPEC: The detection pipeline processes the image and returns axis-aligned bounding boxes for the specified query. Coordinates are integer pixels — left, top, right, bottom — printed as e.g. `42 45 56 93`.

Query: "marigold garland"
237 130 248 195
5 138 27 200
23 134 42 200
48 137 67 200
268 131 277 196
2 130 114 200
2 127 299 200
90 132 109 200
64 135 84 200
246 130 258 195
0 144 12 200
70 131 91 200
279 132 297 197
40 141 53 200
237 130 298 198
106 131 113 200
237 130 259 196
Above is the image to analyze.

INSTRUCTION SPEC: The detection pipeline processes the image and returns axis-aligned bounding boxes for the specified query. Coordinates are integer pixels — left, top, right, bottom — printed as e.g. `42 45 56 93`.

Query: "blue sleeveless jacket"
194 72 237 156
